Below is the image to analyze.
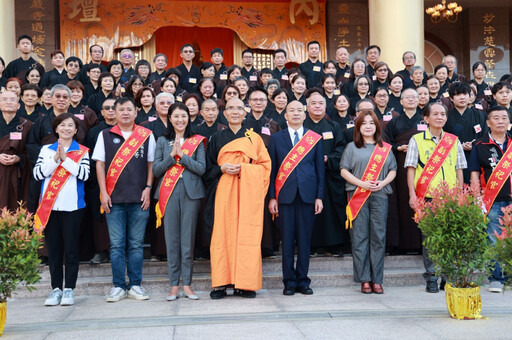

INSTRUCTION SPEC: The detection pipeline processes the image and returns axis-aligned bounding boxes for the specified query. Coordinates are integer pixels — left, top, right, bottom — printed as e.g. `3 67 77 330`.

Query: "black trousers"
45 209 84 289
279 196 315 288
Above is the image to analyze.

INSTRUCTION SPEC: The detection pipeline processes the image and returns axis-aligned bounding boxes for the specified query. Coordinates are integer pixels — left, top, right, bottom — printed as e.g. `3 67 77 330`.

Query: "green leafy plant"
414 182 493 288
0 205 42 302
493 204 512 288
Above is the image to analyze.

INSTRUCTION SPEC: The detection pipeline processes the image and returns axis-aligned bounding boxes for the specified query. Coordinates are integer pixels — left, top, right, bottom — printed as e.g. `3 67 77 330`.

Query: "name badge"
220 74 228 80
261 127 271 135
313 66 321 72
475 103 483 110
484 89 492 96
10 132 22 140
442 92 449 98
282 75 289 81
176 96 183 102
213 93 217 98
383 115 392 122
334 89 341 95
148 116 157 122
121 87 126 93
189 77 197 84
75 114 84 120
344 72 350 78
372 75 377 81
474 124 482 133
322 131 333 139
509 124 512 131
417 124 427 131
347 123 354 129
250 75 257 82
244 107 251 113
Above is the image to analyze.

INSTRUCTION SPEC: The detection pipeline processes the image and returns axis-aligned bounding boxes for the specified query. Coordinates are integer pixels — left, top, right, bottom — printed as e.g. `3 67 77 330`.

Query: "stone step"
38 255 424 280
13 268 425 298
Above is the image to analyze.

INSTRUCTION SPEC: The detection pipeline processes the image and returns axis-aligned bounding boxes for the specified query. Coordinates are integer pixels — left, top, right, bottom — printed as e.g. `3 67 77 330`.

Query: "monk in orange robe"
205 97 271 299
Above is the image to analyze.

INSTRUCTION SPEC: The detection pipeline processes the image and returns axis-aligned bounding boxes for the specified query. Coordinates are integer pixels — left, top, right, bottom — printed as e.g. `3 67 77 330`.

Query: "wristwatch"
145 185 152 189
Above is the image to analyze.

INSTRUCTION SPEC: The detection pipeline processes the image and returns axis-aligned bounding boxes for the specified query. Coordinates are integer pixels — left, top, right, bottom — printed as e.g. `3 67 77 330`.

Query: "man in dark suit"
268 100 325 296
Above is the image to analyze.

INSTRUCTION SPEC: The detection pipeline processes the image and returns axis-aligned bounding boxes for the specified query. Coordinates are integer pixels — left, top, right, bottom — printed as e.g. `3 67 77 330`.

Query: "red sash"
482 142 512 214
415 132 457 199
34 144 89 232
346 142 392 229
275 130 322 201
155 135 205 228
105 125 151 196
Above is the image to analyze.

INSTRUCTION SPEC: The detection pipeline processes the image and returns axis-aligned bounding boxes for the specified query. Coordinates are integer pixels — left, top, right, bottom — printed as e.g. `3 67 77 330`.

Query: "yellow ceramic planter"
445 283 483 320
0 302 5 336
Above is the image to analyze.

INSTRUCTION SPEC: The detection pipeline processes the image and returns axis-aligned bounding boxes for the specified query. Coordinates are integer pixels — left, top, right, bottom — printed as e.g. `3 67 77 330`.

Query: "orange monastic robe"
210 130 271 291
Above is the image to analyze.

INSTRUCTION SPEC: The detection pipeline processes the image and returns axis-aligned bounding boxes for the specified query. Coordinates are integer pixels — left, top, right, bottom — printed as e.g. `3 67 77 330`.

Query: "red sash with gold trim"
482 142 512 214
346 142 392 229
155 135 205 228
415 132 457 199
34 144 89 232
275 130 322 202
105 125 151 196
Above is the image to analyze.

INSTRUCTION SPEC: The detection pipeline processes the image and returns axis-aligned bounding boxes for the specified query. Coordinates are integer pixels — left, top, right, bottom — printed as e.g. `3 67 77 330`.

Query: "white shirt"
287 126 304 145
92 129 156 162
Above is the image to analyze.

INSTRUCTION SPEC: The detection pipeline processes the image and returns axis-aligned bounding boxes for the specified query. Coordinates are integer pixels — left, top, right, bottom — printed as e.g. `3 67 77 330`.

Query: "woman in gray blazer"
153 102 206 301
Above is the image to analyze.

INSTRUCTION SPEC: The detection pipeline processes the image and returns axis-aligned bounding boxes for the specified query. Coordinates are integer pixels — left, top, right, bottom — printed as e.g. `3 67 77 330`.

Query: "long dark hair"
353 110 383 148
164 102 193 140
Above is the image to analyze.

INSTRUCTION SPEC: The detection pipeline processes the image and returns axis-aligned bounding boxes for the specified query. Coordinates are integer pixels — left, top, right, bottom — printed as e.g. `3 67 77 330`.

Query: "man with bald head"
0 90 33 210
269 100 324 295
303 92 348 256
205 97 271 299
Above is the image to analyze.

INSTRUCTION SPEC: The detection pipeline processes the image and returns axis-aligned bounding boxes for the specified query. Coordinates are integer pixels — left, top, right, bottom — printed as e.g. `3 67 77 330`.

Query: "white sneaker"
488 281 504 293
106 287 126 302
60 288 75 306
128 285 149 300
45 288 63 306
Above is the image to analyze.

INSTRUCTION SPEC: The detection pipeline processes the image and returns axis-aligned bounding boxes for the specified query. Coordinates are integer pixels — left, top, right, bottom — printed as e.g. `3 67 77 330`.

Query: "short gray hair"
156 92 174 104
409 65 424 75
50 84 71 97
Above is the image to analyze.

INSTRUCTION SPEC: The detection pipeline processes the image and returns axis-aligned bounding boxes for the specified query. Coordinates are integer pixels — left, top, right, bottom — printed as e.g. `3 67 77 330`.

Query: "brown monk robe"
207 98 271 297
0 91 33 211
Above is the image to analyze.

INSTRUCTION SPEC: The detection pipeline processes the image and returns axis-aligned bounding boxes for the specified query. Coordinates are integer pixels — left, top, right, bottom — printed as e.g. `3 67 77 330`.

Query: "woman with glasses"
349 75 372 116
372 62 392 95
472 62 491 100
265 79 280 100
342 58 367 99
135 59 152 85
125 75 145 99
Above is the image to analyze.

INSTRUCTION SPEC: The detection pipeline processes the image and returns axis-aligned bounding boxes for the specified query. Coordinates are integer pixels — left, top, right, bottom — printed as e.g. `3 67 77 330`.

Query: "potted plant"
0 205 42 336
414 182 493 320
493 204 512 288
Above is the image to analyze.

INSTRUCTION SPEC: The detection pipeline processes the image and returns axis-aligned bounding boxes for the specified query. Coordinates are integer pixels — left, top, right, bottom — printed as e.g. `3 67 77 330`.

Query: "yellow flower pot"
0 302 5 336
445 283 483 320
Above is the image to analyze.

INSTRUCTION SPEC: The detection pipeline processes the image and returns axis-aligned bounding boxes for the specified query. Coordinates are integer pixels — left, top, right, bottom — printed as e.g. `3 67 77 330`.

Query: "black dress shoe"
210 288 227 299
283 286 295 296
296 286 313 295
426 281 439 293
234 289 256 298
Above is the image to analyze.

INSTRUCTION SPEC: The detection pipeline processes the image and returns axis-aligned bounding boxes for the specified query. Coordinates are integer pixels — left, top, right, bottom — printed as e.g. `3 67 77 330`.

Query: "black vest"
103 128 150 204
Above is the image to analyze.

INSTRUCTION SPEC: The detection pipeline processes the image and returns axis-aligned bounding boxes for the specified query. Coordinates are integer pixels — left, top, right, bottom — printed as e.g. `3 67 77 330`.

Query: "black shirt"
176 63 202 93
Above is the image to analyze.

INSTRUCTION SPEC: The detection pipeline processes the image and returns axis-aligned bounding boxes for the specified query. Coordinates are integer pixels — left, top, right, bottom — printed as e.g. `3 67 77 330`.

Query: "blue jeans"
487 201 511 283
106 203 149 290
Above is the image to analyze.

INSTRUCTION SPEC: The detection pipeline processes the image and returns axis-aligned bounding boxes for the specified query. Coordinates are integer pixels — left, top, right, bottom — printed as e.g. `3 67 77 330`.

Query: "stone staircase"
13 255 425 298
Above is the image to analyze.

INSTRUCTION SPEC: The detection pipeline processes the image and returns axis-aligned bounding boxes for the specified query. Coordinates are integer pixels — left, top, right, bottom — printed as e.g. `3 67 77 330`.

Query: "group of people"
1 34 511 306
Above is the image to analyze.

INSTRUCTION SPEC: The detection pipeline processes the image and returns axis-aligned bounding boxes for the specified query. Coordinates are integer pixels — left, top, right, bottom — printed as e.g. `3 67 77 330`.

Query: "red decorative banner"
482 142 512 214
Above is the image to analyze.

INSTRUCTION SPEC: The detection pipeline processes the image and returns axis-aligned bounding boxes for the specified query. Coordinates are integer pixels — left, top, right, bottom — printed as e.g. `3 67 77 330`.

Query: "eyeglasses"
102 105 115 110
375 94 388 98
242 56 253 59
158 101 173 105
226 91 238 96
268 85 278 90
182 50 194 54
250 98 267 102
358 83 369 86
53 94 69 99
121 54 133 58
403 96 418 100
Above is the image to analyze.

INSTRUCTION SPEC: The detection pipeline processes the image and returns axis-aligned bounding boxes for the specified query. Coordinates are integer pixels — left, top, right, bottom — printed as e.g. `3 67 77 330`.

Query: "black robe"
176 63 202 94
40 68 66 88
17 105 43 123
384 111 423 251
304 116 348 249
0 114 32 211
335 64 350 86
444 107 487 183
86 91 114 118
135 107 157 125
298 59 324 89
194 121 228 144
3 57 40 79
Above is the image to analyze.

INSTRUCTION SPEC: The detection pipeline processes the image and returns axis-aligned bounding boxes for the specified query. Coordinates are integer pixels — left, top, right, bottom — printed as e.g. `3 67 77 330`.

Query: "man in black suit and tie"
268 100 325 296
